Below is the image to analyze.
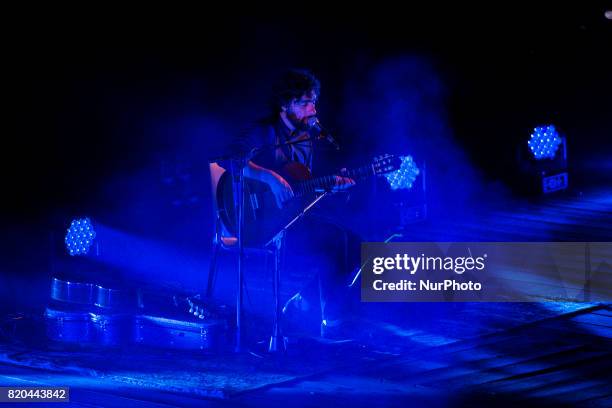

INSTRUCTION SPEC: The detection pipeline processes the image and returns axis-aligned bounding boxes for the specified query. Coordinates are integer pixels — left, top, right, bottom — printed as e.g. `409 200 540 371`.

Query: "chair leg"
206 241 221 299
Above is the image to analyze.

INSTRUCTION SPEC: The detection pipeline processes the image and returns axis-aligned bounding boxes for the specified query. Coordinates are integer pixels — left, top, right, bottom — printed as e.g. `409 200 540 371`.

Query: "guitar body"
217 162 317 246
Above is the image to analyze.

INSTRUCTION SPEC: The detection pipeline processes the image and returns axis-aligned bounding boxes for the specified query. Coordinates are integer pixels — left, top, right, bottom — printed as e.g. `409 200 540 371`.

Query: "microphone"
308 117 340 150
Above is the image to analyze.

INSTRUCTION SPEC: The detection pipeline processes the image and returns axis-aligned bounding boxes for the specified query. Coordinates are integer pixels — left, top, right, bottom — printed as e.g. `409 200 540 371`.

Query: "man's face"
284 90 317 131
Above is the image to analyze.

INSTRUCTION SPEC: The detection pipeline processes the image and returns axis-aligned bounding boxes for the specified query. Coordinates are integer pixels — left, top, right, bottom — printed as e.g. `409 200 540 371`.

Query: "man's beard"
286 111 314 132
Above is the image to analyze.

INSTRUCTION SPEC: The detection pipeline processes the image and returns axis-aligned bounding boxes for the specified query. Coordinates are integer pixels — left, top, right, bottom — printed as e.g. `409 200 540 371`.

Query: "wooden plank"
530 315 612 338
583 395 612 408
592 308 612 318
473 362 608 397
571 313 612 328
364 307 604 380
478 352 611 385
420 349 609 388
527 380 611 402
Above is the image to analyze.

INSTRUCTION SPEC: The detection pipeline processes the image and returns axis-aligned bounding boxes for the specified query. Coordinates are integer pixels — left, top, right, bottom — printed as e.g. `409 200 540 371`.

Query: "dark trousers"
283 213 361 321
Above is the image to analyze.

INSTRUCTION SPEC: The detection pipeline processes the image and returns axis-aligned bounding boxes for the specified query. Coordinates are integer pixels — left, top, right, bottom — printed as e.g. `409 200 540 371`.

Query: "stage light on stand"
528 125 562 160
378 155 427 230
518 124 568 195
385 155 420 190
64 217 96 256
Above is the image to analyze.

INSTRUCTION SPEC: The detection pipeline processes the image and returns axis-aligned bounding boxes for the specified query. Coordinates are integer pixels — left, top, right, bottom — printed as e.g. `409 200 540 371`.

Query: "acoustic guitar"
216 155 402 246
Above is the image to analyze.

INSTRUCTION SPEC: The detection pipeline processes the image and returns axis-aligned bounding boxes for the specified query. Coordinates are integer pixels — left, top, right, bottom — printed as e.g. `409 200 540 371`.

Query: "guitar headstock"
372 154 403 175
373 154 420 190
185 295 230 320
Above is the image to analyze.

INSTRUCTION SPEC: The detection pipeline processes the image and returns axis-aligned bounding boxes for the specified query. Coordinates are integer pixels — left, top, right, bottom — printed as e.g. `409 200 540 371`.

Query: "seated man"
226 69 361 337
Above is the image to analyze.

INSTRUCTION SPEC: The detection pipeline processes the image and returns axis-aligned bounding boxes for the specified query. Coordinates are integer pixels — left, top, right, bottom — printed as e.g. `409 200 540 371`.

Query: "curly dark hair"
271 69 320 113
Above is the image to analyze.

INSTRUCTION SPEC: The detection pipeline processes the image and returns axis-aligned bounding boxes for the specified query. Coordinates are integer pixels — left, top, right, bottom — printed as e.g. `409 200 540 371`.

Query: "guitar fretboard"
293 165 375 196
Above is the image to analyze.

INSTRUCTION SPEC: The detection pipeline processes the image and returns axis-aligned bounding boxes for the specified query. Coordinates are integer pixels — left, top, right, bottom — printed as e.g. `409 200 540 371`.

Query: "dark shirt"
228 117 314 173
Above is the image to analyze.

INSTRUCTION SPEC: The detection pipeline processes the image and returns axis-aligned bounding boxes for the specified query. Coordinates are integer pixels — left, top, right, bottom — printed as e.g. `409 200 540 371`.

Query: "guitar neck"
293 165 374 196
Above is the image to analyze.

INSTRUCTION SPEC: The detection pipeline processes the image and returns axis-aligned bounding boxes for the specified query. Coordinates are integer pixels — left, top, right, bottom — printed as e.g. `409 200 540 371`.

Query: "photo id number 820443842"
1 387 69 402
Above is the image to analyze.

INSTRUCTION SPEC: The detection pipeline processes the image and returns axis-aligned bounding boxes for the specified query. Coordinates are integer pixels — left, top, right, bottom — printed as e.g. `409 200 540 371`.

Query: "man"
232 69 354 206
228 69 360 338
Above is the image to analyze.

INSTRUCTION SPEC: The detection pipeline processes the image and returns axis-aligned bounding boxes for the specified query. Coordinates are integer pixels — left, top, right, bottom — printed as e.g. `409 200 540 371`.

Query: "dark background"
2 5 611 309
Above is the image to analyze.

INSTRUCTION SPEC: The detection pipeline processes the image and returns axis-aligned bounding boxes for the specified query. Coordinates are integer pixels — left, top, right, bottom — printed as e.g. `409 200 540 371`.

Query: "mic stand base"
266 192 330 353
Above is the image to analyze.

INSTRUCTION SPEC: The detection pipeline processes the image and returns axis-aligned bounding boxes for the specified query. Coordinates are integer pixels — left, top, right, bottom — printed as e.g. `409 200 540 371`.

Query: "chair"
206 162 273 298
206 162 285 352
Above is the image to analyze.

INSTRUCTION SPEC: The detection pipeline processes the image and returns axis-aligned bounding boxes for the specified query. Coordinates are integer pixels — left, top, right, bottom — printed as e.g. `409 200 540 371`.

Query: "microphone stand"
209 133 331 353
